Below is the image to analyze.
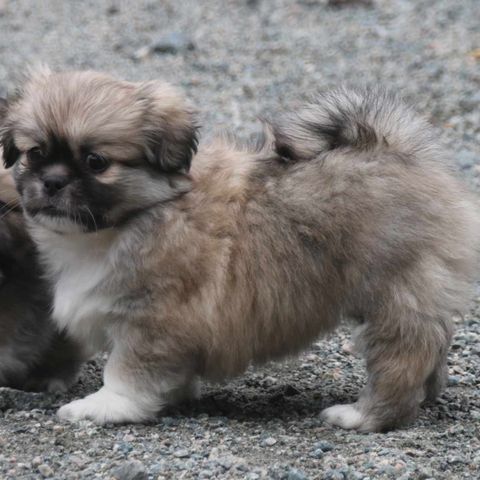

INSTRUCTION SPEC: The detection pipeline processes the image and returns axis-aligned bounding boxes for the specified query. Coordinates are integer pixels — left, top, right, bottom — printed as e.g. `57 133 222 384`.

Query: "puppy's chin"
28 212 89 235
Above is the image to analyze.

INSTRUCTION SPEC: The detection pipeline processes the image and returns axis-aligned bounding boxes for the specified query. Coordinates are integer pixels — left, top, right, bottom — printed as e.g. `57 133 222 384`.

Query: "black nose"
43 175 71 196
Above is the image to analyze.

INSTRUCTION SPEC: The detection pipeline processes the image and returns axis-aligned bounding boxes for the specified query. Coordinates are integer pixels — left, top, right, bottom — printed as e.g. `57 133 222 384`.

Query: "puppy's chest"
49 248 117 349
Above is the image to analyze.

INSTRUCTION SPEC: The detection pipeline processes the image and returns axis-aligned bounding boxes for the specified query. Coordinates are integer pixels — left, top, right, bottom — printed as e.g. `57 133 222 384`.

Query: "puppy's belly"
200 309 339 380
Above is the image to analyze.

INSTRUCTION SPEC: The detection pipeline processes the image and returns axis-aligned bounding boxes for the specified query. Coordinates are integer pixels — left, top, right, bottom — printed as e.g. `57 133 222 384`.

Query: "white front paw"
321 403 365 430
57 387 157 424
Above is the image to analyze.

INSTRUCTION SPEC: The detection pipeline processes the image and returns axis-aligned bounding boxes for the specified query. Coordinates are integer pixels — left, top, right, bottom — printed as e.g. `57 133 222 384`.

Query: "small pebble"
323 469 344 480
314 441 334 452
287 468 309 480
173 449 190 458
111 460 148 480
37 464 54 478
151 32 195 54
263 437 277 447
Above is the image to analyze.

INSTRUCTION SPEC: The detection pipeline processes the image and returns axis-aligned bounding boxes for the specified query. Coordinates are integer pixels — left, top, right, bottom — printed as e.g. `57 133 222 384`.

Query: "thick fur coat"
1 70 478 431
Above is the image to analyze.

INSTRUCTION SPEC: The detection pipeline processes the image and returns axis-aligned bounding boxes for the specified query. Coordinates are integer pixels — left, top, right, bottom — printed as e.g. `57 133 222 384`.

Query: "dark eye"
27 147 45 162
86 153 110 173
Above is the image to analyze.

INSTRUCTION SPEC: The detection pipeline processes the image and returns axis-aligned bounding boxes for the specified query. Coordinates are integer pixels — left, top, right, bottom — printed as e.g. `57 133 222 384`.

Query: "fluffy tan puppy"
1 69 478 431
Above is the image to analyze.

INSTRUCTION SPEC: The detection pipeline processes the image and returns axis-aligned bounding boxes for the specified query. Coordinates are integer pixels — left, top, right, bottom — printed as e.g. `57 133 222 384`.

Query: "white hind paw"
321 403 365 430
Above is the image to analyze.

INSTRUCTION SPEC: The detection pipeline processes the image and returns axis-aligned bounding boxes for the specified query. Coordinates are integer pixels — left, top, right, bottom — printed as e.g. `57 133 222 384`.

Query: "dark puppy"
0 140 82 391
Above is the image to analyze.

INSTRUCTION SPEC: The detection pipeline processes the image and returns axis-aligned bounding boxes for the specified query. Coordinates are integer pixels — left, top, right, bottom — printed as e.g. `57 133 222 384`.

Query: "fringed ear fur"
1 130 21 169
146 123 199 173
139 82 199 174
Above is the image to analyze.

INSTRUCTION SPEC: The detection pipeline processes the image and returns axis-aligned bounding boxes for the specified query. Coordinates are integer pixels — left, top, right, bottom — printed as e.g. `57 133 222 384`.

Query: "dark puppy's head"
0 68 198 233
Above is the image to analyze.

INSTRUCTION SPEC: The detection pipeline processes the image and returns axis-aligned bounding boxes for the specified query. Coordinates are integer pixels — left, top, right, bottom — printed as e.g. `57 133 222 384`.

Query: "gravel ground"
1 0 479 479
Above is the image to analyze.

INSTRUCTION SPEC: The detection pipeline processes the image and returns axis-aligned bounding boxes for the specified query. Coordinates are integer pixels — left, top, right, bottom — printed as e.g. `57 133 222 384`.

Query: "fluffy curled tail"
271 87 440 162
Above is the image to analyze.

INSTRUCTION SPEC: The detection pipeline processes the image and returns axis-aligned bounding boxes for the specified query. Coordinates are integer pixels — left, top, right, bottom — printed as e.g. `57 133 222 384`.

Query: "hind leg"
424 344 450 402
322 308 452 432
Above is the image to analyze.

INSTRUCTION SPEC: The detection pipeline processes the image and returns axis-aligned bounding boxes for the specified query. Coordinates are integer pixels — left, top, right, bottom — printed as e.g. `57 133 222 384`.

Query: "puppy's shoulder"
190 136 261 203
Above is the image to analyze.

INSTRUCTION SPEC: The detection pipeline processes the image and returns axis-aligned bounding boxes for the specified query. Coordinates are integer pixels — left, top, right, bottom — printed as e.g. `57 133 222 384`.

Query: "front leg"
58 336 198 424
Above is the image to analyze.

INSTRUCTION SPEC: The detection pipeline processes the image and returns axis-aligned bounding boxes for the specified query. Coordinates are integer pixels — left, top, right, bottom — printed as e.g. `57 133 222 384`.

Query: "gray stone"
287 468 309 480
37 464 54 478
173 449 190 458
111 460 148 480
323 469 345 480
314 441 334 452
263 436 277 446
151 32 195 54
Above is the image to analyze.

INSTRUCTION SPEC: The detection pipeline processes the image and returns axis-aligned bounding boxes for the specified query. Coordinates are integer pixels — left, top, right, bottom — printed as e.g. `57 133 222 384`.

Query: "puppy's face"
0 69 198 233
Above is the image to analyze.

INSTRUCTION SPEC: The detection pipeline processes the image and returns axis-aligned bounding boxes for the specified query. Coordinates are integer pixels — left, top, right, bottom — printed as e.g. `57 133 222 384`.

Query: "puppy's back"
266 88 480 307
189 88 480 377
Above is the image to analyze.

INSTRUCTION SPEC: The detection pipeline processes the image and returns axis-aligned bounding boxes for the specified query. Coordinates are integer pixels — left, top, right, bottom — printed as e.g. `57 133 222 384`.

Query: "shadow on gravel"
1 384 468 431
0 381 355 419
170 384 358 422
1 363 470 429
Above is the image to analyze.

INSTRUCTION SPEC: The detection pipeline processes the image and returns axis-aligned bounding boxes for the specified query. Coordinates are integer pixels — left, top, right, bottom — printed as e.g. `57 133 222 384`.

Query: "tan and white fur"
1 69 478 431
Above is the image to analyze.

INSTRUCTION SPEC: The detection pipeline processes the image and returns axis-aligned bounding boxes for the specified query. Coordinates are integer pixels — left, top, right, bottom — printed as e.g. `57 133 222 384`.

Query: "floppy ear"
0 98 21 169
139 81 199 173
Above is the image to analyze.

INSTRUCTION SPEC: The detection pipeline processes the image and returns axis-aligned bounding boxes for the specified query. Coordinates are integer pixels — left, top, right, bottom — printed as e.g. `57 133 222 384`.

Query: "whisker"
85 206 98 233
0 188 19 196
70 206 78 228
0 198 20 211
0 201 21 220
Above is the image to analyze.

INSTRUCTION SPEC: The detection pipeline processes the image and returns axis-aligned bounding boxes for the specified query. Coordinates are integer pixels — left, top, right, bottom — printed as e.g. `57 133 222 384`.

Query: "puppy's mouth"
26 206 103 233
28 205 87 222
31 206 70 218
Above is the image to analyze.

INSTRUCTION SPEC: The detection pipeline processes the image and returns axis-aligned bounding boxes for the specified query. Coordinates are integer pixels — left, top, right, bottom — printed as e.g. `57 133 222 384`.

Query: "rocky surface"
0 0 479 478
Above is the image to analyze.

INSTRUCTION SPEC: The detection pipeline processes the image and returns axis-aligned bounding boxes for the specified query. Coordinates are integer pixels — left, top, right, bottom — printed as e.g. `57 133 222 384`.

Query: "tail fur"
271 87 441 162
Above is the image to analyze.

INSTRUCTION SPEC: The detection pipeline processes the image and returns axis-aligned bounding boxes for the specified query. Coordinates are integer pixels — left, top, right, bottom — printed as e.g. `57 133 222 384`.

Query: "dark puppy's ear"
138 81 199 173
0 97 7 121
0 98 21 169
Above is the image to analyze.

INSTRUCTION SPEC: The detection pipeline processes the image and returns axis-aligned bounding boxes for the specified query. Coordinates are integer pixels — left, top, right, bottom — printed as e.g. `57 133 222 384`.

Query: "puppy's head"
0 68 198 233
